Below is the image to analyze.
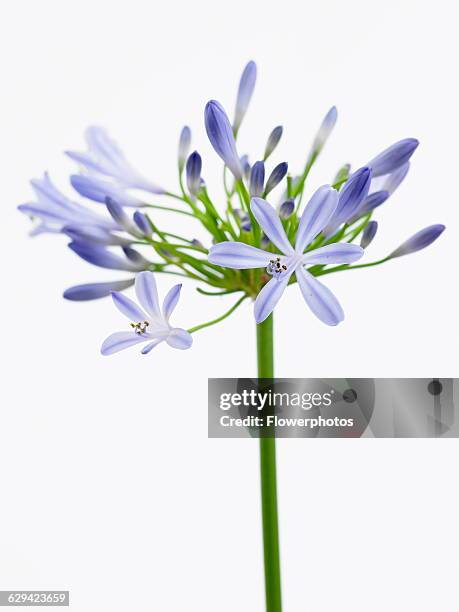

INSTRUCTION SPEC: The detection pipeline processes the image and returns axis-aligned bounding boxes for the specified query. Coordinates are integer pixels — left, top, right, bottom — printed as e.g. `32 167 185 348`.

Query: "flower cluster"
19 61 445 354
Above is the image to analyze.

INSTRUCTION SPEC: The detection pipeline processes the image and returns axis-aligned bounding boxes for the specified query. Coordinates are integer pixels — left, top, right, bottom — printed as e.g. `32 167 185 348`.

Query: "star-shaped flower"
208 187 364 325
101 272 192 355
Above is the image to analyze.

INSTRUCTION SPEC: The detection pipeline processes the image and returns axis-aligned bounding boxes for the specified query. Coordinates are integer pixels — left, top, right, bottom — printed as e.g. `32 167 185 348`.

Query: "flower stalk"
257 314 282 612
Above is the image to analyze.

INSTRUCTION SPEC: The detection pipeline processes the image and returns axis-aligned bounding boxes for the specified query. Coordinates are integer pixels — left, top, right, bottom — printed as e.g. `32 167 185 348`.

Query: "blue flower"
18 173 116 235
389 225 445 259
66 126 164 194
233 61 257 134
367 138 419 177
101 271 192 355
71 174 144 207
205 100 243 180
209 188 363 325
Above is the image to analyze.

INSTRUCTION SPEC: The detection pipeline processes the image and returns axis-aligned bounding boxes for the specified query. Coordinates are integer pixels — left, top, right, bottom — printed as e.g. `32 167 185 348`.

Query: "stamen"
130 320 150 334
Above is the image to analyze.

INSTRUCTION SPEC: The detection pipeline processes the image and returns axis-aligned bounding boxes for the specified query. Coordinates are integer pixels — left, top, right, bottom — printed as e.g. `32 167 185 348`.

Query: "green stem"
187 295 247 334
257 315 282 612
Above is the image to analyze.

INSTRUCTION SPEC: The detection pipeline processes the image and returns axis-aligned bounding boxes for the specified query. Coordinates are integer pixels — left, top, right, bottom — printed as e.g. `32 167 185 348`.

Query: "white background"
1 0 458 610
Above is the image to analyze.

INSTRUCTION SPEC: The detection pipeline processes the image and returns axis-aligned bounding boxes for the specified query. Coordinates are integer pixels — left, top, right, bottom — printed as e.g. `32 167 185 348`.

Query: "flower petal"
254 275 290 323
302 243 364 265
251 197 293 255
141 338 164 354
111 291 148 322
208 242 271 269
166 328 193 350
101 331 147 355
295 185 338 253
296 267 344 326
135 271 162 318
162 284 182 321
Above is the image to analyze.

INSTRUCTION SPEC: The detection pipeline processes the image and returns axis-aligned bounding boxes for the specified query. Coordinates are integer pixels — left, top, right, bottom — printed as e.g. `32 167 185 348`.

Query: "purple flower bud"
205 100 243 180
383 162 410 195
249 161 265 197
338 167 372 221
178 126 191 173
240 155 251 182
264 162 288 196
186 151 202 196
233 208 251 232
105 197 141 236
367 139 419 177
191 239 204 249
279 199 295 219
261 233 270 247
63 278 135 301
233 61 257 134
263 126 283 160
360 221 378 248
312 106 338 154
122 246 151 267
133 211 152 236
389 224 445 259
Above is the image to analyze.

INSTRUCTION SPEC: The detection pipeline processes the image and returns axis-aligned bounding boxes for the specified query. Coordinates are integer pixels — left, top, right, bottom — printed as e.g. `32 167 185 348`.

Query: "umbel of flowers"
19 61 445 612
19 61 444 353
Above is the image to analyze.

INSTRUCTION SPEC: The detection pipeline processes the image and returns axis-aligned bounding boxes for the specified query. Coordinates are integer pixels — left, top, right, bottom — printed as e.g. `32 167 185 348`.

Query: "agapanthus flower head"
209 188 363 325
389 225 445 259
19 61 445 339
233 61 257 135
101 271 192 355
367 138 419 177
66 126 164 194
205 100 243 180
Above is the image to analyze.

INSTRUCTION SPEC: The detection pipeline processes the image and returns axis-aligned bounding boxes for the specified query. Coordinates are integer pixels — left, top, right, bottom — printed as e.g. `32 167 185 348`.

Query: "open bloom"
18 173 117 235
101 271 192 355
67 126 164 195
209 188 364 325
